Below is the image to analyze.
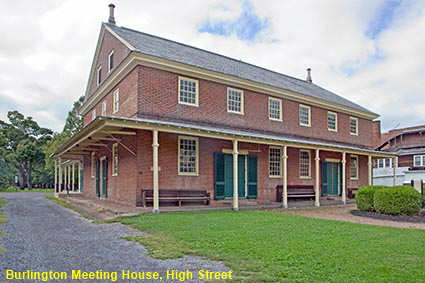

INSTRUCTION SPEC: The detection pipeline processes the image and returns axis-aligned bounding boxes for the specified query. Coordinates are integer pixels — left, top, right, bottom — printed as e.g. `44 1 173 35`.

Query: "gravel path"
277 204 425 229
0 193 230 282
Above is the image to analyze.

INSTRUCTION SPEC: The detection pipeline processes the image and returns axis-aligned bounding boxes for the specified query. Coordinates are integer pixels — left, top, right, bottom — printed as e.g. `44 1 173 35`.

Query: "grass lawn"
0 187 54 193
111 210 425 283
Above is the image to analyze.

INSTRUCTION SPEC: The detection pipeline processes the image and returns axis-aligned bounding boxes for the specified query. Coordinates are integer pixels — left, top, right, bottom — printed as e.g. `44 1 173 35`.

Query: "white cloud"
0 0 424 133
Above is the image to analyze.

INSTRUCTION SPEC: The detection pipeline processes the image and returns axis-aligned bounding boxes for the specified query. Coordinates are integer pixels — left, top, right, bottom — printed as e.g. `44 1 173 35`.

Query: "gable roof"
104 23 377 117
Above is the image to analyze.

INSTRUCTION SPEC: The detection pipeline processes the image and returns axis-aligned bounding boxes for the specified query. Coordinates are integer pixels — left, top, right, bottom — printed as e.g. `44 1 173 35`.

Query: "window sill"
178 172 199 176
269 118 283 122
178 102 199 107
227 110 244 115
269 175 283 179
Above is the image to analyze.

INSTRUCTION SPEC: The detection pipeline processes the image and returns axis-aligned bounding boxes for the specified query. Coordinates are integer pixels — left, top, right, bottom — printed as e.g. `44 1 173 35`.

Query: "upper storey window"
108 50 114 72
113 89 119 113
97 67 102 86
350 117 358 135
299 105 311 127
327 112 337 131
227 88 244 114
414 155 425 167
92 109 96 121
269 97 282 121
377 158 392 168
178 77 198 106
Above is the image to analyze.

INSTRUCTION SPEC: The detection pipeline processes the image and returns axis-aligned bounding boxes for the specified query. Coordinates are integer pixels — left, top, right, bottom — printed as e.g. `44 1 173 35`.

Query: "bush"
374 186 421 216
355 186 386 211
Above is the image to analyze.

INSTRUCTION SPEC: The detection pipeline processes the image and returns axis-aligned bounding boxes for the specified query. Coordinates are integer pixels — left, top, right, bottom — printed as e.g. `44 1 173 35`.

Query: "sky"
0 0 424 132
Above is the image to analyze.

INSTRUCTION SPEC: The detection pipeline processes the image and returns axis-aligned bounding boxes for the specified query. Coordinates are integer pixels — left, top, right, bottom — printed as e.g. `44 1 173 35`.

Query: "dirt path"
276 204 425 229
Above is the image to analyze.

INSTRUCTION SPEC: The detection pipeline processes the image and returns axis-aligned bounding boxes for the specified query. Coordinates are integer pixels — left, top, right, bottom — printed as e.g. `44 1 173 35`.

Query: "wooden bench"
347 188 358 199
140 189 210 207
276 185 315 201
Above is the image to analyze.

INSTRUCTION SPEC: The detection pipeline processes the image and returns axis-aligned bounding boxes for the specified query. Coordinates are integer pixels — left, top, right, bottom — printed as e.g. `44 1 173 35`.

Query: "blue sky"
0 0 424 132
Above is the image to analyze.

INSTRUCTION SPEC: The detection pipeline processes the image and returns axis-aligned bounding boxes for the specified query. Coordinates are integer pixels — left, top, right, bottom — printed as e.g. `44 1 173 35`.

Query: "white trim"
350 155 359 180
413 155 425 167
327 111 338 132
101 101 107 116
227 87 244 114
112 143 118 176
97 66 102 86
350 117 359 135
108 50 115 73
299 104 311 127
113 89 119 113
104 25 136 51
178 136 199 176
79 53 379 120
91 152 95 178
91 109 96 121
269 97 282 121
269 146 282 178
299 149 311 178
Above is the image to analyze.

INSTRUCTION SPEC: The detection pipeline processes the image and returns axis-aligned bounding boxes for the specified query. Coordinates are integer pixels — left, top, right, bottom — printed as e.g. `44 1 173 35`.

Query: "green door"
321 162 340 196
247 156 258 198
101 158 108 198
214 153 248 199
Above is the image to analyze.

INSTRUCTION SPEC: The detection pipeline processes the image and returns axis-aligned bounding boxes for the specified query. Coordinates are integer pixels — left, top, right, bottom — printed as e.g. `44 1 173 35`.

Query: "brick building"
53 5 393 212
373 123 425 186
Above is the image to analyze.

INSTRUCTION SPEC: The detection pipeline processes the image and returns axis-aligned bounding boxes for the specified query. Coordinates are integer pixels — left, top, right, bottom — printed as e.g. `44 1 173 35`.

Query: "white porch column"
64 164 67 192
67 165 71 193
78 161 81 192
282 145 288 208
341 152 347 205
72 161 75 192
232 140 239 211
368 155 372 185
58 157 62 193
314 149 320 207
393 156 398 186
152 129 160 213
54 159 58 193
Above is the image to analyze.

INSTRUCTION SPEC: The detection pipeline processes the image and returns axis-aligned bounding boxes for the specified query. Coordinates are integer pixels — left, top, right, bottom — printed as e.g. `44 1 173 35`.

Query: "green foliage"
355 185 386 211
110 210 425 283
374 186 421 216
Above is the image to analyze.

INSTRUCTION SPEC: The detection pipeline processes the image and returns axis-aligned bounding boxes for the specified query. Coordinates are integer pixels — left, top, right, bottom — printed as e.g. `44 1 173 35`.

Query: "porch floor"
57 194 355 220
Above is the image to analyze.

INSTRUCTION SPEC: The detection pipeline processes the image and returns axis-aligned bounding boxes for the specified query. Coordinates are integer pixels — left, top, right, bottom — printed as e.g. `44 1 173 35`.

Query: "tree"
44 96 85 175
0 111 53 189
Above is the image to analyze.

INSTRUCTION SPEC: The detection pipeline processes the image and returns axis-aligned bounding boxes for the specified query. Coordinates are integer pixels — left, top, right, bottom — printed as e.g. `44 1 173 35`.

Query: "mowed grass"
111 210 425 283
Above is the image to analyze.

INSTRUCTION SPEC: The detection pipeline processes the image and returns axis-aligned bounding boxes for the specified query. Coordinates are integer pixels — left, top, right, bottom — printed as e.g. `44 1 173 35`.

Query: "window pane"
299 106 310 126
179 79 198 105
179 138 197 173
269 98 281 120
228 89 242 113
350 118 358 134
350 157 358 178
328 113 336 130
269 148 281 176
300 151 310 177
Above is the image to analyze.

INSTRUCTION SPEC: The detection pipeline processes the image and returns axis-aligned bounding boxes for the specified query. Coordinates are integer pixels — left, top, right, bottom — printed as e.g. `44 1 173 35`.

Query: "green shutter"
321 162 327 196
224 154 234 198
214 153 225 199
95 160 100 197
247 156 257 199
102 159 108 198
80 166 84 193
238 155 245 197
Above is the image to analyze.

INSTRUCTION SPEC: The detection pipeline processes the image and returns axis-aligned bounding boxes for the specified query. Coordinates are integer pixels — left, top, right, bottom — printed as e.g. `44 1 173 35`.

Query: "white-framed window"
227 87 244 114
91 109 96 121
377 158 392 168
178 77 199 106
413 155 425 167
97 66 102 86
299 105 311 127
350 155 359 180
178 136 199 175
269 97 282 121
108 50 114 72
350 117 358 135
269 147 282 177
91 152 95 178
327 111 337 131
299 150 311 178
101 101 106 116
113 89 119 113
112 143 118 176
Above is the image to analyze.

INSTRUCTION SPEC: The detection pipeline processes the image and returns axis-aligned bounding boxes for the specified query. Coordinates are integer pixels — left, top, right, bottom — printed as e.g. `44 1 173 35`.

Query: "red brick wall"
87 29 131 98
137 66 374 149
83 67 139 126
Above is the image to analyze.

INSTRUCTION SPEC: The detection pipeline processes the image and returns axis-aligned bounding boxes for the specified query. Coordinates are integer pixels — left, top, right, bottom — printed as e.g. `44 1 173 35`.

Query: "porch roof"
53 116 397 159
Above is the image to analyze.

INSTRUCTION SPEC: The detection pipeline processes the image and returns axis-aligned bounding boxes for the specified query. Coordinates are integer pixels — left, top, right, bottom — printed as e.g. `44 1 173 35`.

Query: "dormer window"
108 50 114 72
97 66 102 86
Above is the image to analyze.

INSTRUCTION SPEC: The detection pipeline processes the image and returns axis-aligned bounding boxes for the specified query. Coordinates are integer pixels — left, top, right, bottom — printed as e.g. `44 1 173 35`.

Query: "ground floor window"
269 147 282 177
350 155 358 179
299 150 311 178
178 136 199 175
112 143 118 176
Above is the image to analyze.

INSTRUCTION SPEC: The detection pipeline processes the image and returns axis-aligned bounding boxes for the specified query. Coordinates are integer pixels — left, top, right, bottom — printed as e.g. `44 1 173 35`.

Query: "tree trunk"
17 163 26 190
26 160 32 190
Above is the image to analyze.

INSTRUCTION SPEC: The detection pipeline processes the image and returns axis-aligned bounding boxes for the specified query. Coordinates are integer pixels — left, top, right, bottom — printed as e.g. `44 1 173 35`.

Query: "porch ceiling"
54 116 397 159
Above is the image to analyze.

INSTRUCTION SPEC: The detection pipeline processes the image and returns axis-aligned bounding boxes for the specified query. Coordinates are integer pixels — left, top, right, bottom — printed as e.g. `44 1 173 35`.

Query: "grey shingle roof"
105 23 376 116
